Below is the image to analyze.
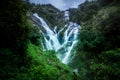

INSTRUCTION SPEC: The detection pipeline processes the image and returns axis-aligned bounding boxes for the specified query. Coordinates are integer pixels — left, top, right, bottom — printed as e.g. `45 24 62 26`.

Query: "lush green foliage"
89 48 120 80
26 43 75 80
0 0 30 79
69 0 120 80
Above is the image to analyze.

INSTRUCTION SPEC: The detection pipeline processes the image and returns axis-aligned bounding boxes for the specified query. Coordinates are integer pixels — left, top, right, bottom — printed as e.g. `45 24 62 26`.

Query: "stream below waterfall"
31 11 80 64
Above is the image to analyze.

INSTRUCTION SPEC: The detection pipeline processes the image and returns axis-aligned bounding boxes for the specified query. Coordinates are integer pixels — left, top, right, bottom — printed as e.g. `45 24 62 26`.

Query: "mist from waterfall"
31 12 80 64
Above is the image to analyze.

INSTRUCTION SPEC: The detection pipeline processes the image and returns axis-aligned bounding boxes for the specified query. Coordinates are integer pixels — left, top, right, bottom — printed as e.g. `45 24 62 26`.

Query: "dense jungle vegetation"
68 0 120 80
0 0 120 80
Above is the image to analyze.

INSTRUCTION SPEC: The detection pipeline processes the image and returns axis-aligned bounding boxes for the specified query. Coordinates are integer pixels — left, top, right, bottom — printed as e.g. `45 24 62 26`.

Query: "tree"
0 0 28 51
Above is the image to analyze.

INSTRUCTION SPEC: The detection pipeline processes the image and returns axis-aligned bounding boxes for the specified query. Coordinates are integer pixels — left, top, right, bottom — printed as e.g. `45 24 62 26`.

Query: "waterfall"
31 11 80 64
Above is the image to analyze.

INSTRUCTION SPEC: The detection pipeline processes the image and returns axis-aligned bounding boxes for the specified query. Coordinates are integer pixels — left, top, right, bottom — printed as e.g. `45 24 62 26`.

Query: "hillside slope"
68 0 120 80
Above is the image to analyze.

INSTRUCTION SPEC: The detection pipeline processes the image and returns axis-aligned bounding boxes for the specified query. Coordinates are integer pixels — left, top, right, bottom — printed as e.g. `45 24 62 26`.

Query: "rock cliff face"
28 4 67 29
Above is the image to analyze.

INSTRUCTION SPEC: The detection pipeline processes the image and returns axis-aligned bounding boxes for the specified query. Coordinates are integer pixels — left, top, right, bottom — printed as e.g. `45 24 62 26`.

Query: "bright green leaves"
26 42 75 80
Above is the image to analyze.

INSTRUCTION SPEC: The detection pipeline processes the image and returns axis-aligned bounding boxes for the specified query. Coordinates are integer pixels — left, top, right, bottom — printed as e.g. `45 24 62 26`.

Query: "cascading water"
31 11 80 64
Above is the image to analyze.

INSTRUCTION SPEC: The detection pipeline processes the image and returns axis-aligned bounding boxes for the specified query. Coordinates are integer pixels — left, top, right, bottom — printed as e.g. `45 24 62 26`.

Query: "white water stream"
31 11 80 64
